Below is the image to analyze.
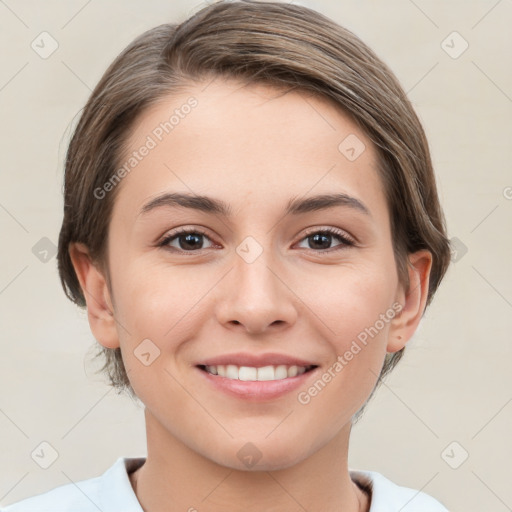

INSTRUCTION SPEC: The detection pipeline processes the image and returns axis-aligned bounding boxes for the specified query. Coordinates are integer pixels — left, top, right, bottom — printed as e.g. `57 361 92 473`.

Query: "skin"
70 77 432 512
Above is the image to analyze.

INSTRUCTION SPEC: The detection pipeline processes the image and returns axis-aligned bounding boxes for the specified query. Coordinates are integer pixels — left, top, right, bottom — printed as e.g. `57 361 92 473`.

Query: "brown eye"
160 229 214 252
296 228 355 251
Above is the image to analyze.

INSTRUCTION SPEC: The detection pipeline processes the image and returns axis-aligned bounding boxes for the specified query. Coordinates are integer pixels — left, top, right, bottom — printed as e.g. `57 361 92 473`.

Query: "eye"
159 228 215 252
296 227 355 252
158 226 355 254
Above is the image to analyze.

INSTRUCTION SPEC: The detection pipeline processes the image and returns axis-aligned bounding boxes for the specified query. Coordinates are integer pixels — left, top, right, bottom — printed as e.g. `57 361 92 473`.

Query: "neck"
130 409 369 512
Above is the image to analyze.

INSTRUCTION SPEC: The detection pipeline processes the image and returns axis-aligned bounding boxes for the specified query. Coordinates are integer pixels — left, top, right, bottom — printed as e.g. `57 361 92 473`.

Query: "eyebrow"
139 192 371 218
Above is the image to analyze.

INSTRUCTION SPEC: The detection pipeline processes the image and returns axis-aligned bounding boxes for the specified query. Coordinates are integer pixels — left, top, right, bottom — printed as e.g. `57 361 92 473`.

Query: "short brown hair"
57 0 451 398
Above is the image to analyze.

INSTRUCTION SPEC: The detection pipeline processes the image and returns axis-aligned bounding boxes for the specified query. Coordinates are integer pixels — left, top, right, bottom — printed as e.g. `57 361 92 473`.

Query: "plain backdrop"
0 1 511 511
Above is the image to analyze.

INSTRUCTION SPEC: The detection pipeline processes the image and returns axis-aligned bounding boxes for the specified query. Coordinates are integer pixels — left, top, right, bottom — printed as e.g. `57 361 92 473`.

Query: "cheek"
293 267 397 428
300 261 398 342
110 262 203 406
112 259 211 339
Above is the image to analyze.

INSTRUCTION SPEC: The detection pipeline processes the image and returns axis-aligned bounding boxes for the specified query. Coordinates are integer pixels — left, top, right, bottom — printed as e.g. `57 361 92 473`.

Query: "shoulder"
1 475 102 512
350 469 450 511
1 457 144 512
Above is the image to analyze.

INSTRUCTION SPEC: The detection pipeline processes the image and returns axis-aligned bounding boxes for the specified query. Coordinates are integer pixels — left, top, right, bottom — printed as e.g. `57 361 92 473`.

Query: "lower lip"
196 366 318 401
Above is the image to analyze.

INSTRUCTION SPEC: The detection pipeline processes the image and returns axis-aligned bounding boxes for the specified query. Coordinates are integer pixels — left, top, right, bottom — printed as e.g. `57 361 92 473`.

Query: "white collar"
99 457 448 512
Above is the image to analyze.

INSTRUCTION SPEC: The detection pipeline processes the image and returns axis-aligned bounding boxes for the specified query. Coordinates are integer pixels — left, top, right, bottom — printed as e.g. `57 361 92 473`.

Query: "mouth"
194 353 320 401
196 363 320 401
197 364 318 381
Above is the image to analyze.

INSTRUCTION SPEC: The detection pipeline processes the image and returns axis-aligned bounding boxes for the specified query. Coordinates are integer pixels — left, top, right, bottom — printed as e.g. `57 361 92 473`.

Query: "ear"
387 250 432 353
68 242 120 349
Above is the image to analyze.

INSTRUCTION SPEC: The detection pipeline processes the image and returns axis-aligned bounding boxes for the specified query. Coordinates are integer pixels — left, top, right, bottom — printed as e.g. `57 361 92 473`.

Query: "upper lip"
196 352 318 368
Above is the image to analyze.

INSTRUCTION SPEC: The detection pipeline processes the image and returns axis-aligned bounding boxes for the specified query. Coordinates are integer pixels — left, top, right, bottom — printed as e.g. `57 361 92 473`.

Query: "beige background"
1 1 511 510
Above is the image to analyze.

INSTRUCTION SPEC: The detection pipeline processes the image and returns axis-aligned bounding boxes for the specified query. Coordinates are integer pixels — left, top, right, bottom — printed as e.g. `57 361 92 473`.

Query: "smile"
198 364 317 381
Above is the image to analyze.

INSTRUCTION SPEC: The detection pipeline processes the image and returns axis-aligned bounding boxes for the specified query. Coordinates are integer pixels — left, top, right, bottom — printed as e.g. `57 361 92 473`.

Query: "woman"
4 1 451 510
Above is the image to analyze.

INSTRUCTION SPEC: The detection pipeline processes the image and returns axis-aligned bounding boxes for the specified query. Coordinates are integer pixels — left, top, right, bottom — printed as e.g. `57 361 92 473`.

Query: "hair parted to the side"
57 0 451 401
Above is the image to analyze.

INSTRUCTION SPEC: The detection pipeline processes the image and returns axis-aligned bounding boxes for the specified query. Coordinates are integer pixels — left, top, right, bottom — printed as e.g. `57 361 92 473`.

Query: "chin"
208 438 311 472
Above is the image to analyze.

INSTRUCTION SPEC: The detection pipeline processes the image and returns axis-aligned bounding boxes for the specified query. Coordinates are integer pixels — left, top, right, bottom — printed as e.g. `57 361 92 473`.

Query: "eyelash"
158 226 356 255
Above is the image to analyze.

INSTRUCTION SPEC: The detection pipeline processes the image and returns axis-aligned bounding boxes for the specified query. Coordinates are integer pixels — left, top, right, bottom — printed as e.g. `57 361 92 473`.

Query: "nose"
214 248 298 335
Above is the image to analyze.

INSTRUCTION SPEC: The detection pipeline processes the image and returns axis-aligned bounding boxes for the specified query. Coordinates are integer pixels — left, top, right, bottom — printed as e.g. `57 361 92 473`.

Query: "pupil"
310 233 331 250
180 233 202 250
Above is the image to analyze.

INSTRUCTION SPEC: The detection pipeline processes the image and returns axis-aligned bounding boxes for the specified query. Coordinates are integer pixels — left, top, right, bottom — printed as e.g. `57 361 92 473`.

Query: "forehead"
115 78 386 222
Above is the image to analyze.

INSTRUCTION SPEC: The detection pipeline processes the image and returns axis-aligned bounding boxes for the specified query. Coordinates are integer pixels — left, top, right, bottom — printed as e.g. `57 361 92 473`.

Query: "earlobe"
68 242 120 349
387 250 432 353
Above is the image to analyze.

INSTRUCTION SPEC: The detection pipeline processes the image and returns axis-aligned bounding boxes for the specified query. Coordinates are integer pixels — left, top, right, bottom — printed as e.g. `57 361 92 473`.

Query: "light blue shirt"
1 457 449 511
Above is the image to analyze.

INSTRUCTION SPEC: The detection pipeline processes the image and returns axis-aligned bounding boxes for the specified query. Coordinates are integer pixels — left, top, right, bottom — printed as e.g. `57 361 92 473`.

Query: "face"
96 78 411 470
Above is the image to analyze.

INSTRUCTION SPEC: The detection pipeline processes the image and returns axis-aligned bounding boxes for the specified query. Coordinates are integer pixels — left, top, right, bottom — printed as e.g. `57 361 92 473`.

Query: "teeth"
226 364 239 379
203 364 310 381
